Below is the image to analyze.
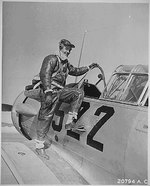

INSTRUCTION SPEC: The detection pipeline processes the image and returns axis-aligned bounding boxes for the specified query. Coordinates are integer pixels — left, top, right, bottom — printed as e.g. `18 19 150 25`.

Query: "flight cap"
59 39 75 49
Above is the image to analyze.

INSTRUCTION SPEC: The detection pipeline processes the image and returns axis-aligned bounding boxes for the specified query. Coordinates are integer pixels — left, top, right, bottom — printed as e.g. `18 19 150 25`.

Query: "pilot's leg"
35 91 58 159
59 86 86 131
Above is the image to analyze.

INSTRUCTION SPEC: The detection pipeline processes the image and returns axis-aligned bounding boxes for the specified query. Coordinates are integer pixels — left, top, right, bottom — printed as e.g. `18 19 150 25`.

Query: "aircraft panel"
48 96 147 183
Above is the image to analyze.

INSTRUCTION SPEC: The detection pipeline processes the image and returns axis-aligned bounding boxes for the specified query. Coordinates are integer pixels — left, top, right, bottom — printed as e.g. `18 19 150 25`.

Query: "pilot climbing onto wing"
34 39 98 159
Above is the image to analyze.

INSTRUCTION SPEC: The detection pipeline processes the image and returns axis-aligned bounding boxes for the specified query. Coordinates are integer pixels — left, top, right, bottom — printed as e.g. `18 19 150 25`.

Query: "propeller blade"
2 104 13 111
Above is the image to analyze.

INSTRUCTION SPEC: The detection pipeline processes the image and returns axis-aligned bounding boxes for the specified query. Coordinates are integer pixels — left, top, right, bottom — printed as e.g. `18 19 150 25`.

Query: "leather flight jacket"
40 54 89 91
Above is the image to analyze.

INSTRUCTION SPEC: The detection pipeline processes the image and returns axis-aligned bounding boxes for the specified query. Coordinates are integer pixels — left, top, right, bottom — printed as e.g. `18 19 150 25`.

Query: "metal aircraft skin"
3 65 148 185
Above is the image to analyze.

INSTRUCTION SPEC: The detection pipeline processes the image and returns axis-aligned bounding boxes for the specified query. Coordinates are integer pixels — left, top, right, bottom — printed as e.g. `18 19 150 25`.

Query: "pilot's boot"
74 125 86 132
65 112 86 132
35 139 49 160
65 112 77 130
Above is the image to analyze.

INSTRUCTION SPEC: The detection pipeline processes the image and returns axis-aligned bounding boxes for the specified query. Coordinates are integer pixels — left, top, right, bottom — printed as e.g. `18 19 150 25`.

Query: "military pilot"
35 39 98 159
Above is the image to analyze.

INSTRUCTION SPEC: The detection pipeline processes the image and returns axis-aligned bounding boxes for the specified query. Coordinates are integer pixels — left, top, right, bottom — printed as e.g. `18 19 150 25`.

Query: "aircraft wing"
1 120 89 185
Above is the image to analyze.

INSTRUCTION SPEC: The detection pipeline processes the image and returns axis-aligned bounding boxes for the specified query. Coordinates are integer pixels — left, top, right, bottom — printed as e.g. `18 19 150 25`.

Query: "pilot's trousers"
36 85 84 140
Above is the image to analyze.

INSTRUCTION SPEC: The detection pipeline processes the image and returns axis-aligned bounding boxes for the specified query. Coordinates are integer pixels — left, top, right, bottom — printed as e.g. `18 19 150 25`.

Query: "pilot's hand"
89 63 98 70
45 91 53 106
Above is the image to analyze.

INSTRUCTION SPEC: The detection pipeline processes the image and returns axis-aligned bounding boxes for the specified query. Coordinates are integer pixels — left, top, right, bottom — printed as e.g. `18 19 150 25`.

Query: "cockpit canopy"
102 65 148 106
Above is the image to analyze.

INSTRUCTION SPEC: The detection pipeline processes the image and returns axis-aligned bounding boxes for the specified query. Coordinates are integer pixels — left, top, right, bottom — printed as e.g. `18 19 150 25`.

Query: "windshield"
104 74 128 100
123 75 148 103
103 73 148 104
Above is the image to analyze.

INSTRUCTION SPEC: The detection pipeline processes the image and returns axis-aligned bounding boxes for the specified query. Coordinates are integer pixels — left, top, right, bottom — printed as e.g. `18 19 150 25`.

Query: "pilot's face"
61 45 72 57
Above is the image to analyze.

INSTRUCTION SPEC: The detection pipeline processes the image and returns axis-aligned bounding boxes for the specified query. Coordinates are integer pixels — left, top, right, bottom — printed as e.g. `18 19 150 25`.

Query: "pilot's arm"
67 62 98 76
40 55 58 105
40 55 57 92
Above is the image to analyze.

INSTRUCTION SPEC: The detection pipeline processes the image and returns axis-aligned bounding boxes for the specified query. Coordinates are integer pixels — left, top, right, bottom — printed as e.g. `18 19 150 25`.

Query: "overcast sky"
2 1 149 105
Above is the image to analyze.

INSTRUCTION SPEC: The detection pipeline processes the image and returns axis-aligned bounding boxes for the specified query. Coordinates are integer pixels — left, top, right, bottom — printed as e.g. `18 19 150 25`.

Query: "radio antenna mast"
75 30 87 83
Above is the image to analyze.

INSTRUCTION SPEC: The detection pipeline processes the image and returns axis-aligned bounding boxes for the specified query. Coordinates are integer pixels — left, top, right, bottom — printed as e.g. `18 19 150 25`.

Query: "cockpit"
70 64 148 106
102 65 148 106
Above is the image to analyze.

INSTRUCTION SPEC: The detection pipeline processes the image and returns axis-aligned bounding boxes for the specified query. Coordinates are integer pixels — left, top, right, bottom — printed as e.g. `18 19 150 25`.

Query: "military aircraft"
2 64 148 185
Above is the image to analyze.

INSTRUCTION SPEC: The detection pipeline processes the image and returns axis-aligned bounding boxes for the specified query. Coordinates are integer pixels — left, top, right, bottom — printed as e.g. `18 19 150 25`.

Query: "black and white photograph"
1 0 148 185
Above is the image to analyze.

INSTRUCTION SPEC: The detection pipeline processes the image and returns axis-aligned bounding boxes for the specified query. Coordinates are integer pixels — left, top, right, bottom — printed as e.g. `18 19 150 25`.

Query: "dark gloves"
45 91 53 106
89 63 99 70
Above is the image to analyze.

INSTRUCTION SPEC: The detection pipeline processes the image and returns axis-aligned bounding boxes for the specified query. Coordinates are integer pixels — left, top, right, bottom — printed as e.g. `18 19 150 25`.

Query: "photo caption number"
52 102 64 132
67 101 90 140
87 106 115 152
